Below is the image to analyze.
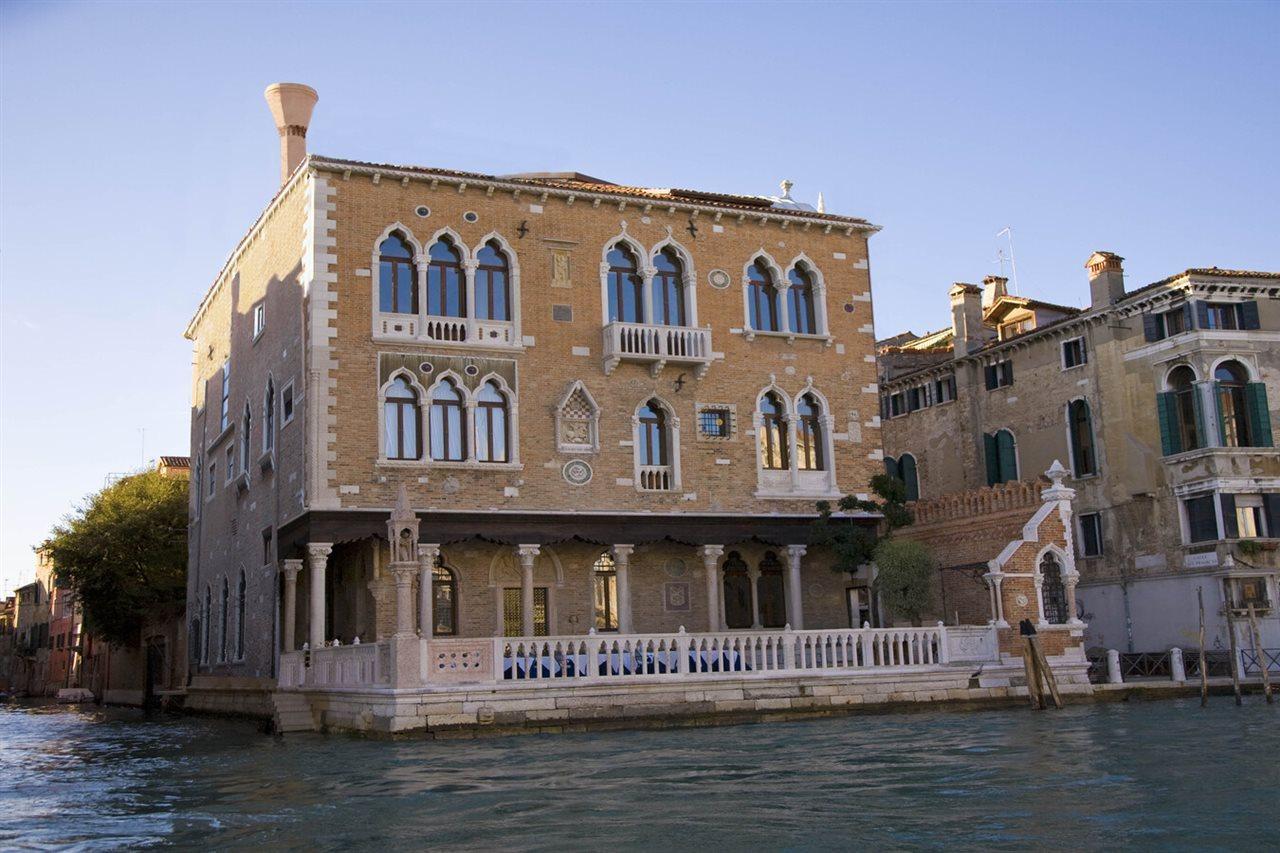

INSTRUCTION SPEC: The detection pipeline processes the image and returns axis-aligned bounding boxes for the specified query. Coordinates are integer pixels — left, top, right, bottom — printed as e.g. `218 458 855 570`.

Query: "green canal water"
0 698 1276 850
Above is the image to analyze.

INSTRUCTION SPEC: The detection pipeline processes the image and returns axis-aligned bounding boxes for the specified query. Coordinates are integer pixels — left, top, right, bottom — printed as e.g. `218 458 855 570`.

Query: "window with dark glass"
899 453 919 501
384 376 421 460
1068 399 1097 476
698 407 731 439
747 260 780 332
429 379 466 461
786 264 817 335
427 238 465 318
219 577 229 663
796 393 824 471
934 374 956 404
263 378 275 453
985 360 1013 390
606 244 644 323
1215 361 1252 447
475 381 509 463
652 248 687 326
1203 302 1240 330
281 383 294 424
220 360 231 430
638 400 668 466
432 564 457 636
475 241 510 322
207 463 216 497
378 233 417 314
236 570 246 659
592 554 619 632
1184 494 1219 543
1161 365 1203 454
757 551 786 628
1079 513 1103 557
759 392 789 470
225 446 234 482
1062 337 1087 369
240 404 252 474
262 527 273 565
984 429 1018 485
722 552 752 629
1040 552 1068 624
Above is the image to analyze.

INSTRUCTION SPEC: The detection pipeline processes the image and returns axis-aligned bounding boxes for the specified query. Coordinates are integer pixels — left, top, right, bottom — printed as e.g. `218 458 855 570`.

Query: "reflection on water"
1 699 1276 850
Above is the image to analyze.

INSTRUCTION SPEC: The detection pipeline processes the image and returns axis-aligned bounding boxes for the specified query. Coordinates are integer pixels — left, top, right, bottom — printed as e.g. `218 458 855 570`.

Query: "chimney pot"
1085 251 1125 308
264 83 318 185
949 283 985 357
981 275 1008 309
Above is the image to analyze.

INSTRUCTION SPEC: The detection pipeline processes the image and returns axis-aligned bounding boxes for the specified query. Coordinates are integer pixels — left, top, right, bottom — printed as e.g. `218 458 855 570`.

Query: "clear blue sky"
2 1 1277 591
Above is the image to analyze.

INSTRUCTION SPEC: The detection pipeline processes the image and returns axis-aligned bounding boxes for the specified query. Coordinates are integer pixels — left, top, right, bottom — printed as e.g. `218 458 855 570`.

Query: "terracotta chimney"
981 275 1008 310
263 83 318 185
950 283 985 357
1086 251 1125 308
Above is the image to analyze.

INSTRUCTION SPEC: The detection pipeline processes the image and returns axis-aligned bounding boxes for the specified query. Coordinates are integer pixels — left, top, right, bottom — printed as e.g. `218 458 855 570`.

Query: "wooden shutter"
1181 303 1194 331
1001 361 1014 386
997 431 1018 482
1157 393 1181 456
1191 386 1207 449
884 456 899 481
1220 494 1238 540
1214 382 1229 445
1245 382 1274 447
1194 301 1210 330
901 455 919 501
984 433 998 486
1238 301 1260 330
1142 313 1161 342
1263 494 1280 538
985 365 997 390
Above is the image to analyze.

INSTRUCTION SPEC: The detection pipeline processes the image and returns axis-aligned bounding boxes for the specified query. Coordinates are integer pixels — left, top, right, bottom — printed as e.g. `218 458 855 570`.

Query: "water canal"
1 699 1275 850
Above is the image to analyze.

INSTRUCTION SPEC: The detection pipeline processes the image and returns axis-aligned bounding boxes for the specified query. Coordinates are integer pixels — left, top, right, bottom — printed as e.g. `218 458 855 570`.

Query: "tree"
870 538 934 626
811 473 912 576
44 469 188 645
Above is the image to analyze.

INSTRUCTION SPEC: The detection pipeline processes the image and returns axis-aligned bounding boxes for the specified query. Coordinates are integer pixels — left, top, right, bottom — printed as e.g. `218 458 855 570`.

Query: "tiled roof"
158 456 191 469
1119 268 1280 304
310 156 872 226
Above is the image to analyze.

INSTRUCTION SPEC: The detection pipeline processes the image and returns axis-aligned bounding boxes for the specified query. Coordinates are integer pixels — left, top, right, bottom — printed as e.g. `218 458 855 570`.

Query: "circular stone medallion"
664 558 687 578
707 269 731 290
1015 593 1029 607
562 459 593 486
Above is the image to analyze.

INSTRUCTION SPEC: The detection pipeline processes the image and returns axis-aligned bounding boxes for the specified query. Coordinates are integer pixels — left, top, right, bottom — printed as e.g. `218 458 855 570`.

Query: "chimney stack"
950 283 985 357
263 83 318 185
981 275 1008 310
1086 251 1125 308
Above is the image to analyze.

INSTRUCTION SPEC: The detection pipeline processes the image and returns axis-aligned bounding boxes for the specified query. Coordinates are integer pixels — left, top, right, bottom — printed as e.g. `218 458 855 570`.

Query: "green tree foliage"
811 473 912 575
870 538 935 626
44 469 188 645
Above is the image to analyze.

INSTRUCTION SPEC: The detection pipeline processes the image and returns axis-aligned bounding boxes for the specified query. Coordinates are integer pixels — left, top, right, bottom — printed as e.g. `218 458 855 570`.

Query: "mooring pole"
1246 604 1273 704
1226 605 1243 706
1022 638 1043 710
1029 635 1063 709
1197 588 1209 708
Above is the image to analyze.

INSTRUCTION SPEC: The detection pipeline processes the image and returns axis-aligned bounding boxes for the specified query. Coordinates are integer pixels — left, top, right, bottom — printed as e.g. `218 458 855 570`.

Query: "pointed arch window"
384 376 421 460
236 570 246 660
722 552 752 629
607 244 644 323
787 264 817 335
748 260 780 332
592 554 619 632
430 379 467 461
240 403 252 475
263 377 275 454
202 585 211 664
757 551 787 628
1040 552 1068 624
652 248 687 326
899 453 919 501
378 232 417 314
1067 399 1097 476
427 237 465 318
475 381 510 463
219 577 229 663
638 400 668 466
475 241 510 322
432 564 458 636
796 393 825 470
759 392 789 470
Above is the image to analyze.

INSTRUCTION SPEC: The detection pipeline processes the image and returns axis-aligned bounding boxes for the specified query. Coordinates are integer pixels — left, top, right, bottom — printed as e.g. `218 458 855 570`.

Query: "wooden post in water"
1225 605 1243 706
1246 604 1273 704
1021 638 1043 710
1197 588 1209 708
1029 635 1063 709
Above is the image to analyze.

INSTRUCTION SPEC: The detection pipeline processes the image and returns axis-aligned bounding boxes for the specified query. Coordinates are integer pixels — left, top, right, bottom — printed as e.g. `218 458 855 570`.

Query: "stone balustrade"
909 479 1044 525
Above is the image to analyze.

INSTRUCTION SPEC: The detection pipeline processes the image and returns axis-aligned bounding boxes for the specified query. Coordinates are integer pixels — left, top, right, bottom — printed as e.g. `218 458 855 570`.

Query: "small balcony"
637 465 675 492
375 312 518 350
603 322 713 378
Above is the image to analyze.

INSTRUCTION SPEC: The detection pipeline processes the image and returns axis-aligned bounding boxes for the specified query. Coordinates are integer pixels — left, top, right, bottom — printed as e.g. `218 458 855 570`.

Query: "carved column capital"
305 542 333 566
700 544 724 563
611 544 635 562
417 543 441 566
281 558 303 580
786 544 808 562
516 544 541 568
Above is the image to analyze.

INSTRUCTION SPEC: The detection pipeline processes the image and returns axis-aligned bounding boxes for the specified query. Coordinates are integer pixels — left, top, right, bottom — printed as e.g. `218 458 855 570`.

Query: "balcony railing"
603 322 713 377
279 642 390 689
637 465 675 492
375 311 517 349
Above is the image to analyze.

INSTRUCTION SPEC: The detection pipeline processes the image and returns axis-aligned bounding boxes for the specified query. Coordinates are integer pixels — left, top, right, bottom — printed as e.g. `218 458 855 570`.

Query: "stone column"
700 545 723 632
393 564 416 638
784 414 800 491
786 545 806 630
463 258 479 336
517 544 540 636
280 559 302 652
612 544 635 634
306 543 332 648
749 565 762 629
1064 571 1082 626
417 543 441 638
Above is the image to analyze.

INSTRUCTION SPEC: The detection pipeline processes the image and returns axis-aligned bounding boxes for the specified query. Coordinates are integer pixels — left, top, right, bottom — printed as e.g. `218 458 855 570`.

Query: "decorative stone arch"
371 221 423 259
377 368 428 462
1162 362 1199 391
554 379 601 454
487 544 566 587
262 371 276 456
742 250 786 338
791 378 839 494
783 251 831 337
632 395 682 491
370 223 423 331
473 370 520 465
1208 354 1257 382
472 230 523 339
650 233 699 326
599 226 651 325
754 376 795 415
1032 543 1075 626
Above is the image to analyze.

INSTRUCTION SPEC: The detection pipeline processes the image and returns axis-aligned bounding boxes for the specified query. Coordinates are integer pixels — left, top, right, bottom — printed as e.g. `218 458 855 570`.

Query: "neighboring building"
178 86 1089 733
878 254 1280 654
0 596 14 691
46 582 83 691
10 549 54 695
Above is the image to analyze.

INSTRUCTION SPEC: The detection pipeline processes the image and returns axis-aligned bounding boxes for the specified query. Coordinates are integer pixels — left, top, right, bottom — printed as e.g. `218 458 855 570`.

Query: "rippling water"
1 698 1276 850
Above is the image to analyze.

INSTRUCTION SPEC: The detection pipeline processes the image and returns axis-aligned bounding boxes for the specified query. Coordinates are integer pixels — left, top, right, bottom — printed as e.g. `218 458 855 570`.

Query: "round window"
463 211 479 223
419 362 434 374
415 206 431 218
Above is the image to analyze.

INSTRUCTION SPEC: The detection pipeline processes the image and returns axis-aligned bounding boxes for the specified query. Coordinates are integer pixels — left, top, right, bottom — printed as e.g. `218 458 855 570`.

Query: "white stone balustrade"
602 322 713 377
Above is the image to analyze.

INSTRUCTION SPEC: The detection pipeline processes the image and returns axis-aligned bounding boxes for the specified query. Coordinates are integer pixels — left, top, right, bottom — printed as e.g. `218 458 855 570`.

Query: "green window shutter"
1263 494 1280 537
1220 494 1238 540
1245 383 1273 447
1156 393 1180 456
884 456 899 480
1213 382 1228 445
1191 386 1207 449
1081 400 1097 474
997 431 1018 482
984 433 998 486
901 455 919 501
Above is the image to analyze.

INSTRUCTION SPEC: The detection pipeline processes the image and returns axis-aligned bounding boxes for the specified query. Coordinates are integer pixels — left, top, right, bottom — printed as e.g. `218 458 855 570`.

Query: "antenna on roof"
996 227 1020 295
993 248 1008 278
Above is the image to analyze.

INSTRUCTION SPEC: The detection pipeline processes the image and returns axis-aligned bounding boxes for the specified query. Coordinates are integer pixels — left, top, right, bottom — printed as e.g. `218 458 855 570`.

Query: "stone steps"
270 691 317 733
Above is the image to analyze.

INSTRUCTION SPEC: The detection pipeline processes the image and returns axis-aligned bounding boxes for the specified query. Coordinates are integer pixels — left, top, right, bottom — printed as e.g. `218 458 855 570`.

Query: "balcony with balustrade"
602 322 713 378
374 311 519 350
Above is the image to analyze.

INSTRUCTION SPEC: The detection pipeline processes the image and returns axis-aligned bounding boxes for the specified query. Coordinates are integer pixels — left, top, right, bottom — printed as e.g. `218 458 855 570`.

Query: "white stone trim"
377 368 428 463
599 228 650 325
303 173 340 509
553 379 601 454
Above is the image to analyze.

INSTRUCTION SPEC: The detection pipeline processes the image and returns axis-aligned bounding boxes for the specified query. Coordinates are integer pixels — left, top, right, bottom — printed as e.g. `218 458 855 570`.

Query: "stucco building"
878 254 1280 655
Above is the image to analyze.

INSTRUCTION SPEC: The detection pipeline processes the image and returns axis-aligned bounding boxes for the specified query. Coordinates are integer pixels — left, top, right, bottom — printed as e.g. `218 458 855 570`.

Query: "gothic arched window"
607 244 644 323
786 263 817 335
652 248 687 326
427 237 465 318
796 393 824 471
378 232 417 314
476 240 510 322
432 564 458 636
592 554 619 632
757 551 786 628
475 381 509 463
722 552 752 629
759 392 789 470
429 379 466 462
1040 552 1068 624
384 376 421 460
747 260 780 332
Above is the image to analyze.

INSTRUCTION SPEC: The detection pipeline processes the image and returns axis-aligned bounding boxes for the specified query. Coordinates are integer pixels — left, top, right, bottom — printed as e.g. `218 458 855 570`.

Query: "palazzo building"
878 254 1280 655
